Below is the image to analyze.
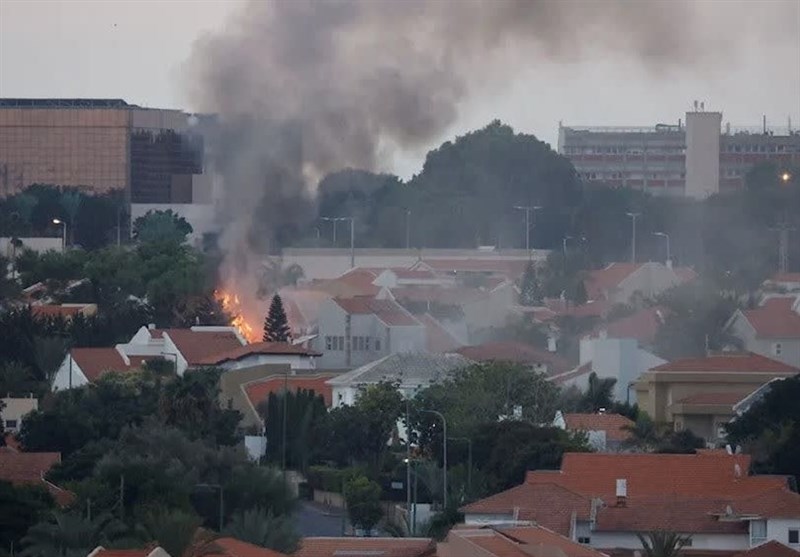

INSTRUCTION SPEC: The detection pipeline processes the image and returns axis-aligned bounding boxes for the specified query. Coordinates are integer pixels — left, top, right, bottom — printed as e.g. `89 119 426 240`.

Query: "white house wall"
767 518 800 549
590 531 748 551
464 513 515 525
161 335 189 376
51 355 89 391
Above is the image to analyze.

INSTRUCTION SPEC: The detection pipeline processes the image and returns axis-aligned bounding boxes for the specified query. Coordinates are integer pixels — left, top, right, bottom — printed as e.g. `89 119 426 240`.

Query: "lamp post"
562 235 571 258
448 436 472 495
321 216 346 246
626 212 641 263
653 232 671 264
52 218 67 251
513 205 542 257
421 409 447 508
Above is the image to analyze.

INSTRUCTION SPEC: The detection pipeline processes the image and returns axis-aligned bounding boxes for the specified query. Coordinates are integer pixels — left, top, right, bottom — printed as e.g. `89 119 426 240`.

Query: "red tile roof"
90 549 155 557
198 342 321 365
420 258 529 277
651 352 799 374
163 329 245 365
587 306 666 344
31 304 93 319
498 526 608 557
594 497 747 535
741 297 800 339
733 541 800 557
71 348 153 382
333 297 420 326
244 373 338 408
327 268 381 296
0 451 74 506
585 263 642 301
294 537 436 557
417 314 462 353
210 537 288 557
563 413 634 442
675 392 749 406
770 273 800 284
455 341 571 375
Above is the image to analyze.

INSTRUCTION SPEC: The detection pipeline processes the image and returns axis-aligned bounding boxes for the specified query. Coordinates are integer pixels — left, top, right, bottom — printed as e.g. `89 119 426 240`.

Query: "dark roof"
0 98 131 108
198 341 321 365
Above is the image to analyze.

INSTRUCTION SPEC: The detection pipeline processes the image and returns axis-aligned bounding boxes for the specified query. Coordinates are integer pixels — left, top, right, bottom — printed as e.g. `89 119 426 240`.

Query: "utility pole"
405 209 411 250
626 212 641 263
513 205 542 258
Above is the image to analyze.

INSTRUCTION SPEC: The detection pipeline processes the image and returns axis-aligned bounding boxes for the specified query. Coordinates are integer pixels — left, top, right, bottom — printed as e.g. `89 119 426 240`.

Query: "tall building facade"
559 105 800 199
0 99 209 203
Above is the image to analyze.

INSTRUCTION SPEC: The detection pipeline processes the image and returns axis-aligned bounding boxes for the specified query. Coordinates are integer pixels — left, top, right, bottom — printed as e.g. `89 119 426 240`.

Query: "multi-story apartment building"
559 102 800 199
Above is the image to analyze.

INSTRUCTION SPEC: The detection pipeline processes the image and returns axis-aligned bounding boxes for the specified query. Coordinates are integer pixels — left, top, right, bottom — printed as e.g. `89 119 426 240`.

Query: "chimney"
615 479 627 507
148 323 156 330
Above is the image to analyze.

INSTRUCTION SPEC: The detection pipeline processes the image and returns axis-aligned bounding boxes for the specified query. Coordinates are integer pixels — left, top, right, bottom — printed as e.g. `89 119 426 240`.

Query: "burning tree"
263 294 291 343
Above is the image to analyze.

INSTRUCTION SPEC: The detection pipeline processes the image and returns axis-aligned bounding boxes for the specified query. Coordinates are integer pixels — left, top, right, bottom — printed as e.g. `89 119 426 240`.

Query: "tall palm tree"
137 507 206 557
222 507 299 554
636 530 692 557
20 511 124 557
581 372 617 411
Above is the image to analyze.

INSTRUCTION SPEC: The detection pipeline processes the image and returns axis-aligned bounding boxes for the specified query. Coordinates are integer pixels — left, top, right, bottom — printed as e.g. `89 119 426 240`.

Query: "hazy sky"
1 0 799 178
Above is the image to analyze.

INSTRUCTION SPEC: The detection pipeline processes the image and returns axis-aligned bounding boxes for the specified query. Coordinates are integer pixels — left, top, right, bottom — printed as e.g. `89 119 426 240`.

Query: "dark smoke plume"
187 0 798 291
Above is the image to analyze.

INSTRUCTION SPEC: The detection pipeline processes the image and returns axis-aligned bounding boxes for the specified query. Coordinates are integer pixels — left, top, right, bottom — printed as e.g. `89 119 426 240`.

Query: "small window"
751 520 767 544
577 537 591 544
774 343 783 356
375 338 382 351
790 529 799 545
364 337 371 351
325 336 332 351
338 336 345 351
5 419 18 429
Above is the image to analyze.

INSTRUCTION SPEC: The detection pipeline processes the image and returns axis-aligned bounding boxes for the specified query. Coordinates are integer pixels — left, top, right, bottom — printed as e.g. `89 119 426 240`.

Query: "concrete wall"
685 111 722 199
591 531 747 551
315 301 390 369
767 518 800 549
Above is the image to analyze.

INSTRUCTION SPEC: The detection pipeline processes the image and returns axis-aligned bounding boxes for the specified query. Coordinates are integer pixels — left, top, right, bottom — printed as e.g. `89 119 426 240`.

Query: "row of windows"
324 335 382 352
563 146 685 156
724 143 798 154
581 171 685 181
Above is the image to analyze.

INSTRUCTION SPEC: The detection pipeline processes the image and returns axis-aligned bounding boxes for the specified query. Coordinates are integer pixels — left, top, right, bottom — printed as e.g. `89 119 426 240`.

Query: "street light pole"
626 212 641 263
513 205 542 258
562 236 571 258
421 409 447 508
321 216 344 246
653 232 671 264
405 209 411 250
52 218 67 251
348 217 355 269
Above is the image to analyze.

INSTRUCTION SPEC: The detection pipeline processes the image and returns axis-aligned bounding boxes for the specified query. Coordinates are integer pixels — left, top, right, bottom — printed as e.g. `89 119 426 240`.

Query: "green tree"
136 507 204 557
20 511 125 557
622 414 667 452
260 389 328 471
223 507 299 554
263 294 291 342
517 261 541 306
132 210 193 245
344 476 383 535
636 531 692 557
580 372 617 412
0 482 54 554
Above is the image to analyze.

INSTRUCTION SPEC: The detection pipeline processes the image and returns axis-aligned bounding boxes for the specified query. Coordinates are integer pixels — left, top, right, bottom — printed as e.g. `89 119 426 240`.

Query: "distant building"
726 295 800 367
0 396 37 432
553 410 634 452
584 262 695 305
559 105 800 199
438 526 608 557
454 341 571 376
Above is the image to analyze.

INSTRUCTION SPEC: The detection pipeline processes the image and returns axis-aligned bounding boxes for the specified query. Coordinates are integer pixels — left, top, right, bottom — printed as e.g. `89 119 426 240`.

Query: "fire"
215 288 260 343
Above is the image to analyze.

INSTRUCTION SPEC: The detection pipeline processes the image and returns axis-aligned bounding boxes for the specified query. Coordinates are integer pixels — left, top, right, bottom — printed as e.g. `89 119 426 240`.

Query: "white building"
726 295 800 367
1 396 38 432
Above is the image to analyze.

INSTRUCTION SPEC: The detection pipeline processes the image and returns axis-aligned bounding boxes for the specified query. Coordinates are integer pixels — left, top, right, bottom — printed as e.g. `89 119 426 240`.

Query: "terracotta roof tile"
675 392 749 406
0 451 74 507
563 413 634 442
588 306 666 344
498 527 608 557
333 297 420 326
198 342 321 365
594 497 747 534
244 373 338 408
454 342 571 375
163 329 245 365
294 537 436 557
585 263 643 301
733 540 800 557
91 550 154 557
31 304 90 319
70 348 153 382
210 537 288 557
741 297 800 339
651 352 799 373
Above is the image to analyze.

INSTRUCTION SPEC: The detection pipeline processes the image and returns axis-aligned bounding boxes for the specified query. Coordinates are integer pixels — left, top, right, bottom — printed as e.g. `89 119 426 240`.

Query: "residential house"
327 352 473 407
0 450 74 506
454 341 571 376
553 410 634 451
313 297 426 369
411 258 529 283
461 451 800 553
198 341 320 371
52 325 247 389
634 352 799 442
733 541 800 556
726 295 800 367
583 306 667 348
584 262 695 305
210 537 289 557
552 337 665 403
293 537 436 557
438 526 608 557
1 396 38 432
30 303 97 320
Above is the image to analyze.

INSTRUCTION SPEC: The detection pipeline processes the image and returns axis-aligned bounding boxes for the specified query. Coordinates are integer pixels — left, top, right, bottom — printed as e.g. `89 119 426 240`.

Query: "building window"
326 336 333 350
337 336 344 351
577 537 591 544
750 520 767 545
364 337 371 351
790 529 799 545
716 422 728 439
5 419 18 430
774 343 783 356
375 338 382 351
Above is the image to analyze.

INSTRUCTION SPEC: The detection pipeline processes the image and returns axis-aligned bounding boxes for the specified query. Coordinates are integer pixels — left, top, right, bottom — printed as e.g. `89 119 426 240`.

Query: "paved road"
293 501 346 537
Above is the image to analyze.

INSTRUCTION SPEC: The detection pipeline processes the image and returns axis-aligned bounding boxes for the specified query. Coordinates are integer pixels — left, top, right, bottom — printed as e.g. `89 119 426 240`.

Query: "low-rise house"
553 410 634 451
438 526 608 557
314 297 426 369
583 306 667 347
210 537 289 557
198 341 320 371
1 396 38 432
584 262 695 305
733 540 800 556
454 341 571 376
30 303 97 321
0 450 74 506
327 352 473 407
293 537 435 557
52 347 155 391
726 295 800 367
634 352 799 442
461 451 800 554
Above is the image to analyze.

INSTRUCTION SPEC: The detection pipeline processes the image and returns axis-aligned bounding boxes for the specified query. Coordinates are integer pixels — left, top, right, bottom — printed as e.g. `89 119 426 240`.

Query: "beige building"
634 352 798 443
1 396 38 432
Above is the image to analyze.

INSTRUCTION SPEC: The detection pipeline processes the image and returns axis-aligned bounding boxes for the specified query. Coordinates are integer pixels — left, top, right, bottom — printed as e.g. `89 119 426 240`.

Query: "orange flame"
215 288 260 343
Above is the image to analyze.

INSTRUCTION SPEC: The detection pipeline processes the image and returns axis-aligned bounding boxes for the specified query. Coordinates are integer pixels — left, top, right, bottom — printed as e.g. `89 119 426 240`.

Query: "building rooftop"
586 306 666 345
740 296 800 339
651 352 799 374
70 348 154 382
244 373 338 408
198 341 321 365
327 352 473 388
293 537 435 557
208 537 288 557
454 341 571 375
417 313 463 353
162 328 245 365
0 98 132 108
0 450 74 506
562 413 634 442
733 540 800 556
675 392 750 406
333 297 420 326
